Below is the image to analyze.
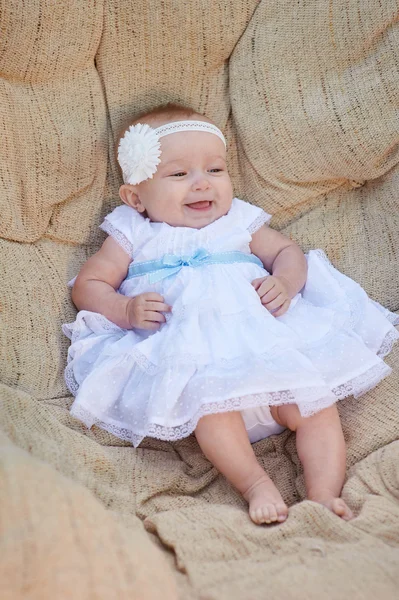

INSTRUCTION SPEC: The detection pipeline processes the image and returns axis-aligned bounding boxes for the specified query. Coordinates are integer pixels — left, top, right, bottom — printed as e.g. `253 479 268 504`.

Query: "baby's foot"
311 496 354 521
243 475 288 525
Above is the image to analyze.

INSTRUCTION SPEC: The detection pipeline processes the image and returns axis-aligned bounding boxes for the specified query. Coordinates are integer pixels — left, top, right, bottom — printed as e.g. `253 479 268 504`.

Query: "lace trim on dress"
247 212 271 235
65 364 79 395
377 328 399 358
70 386 331 447
130 349 158 375
167 303 269 322
68 357 393 447
370 301 399 326
63 313 122 345
331 362 391 400
386 312 399 325
100 220 134 258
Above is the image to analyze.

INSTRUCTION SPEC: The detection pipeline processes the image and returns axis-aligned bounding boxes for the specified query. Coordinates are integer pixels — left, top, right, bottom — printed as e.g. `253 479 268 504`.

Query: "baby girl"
63 103 399 525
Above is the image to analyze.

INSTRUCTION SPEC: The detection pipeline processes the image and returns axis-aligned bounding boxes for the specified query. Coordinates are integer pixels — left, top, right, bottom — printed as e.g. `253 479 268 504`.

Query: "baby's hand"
251 275 291 317
127 293 172 330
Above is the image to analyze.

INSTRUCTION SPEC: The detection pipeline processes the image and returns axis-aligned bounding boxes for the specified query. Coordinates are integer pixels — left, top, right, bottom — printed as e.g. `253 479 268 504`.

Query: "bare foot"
243 475 288 525
311 496 354 521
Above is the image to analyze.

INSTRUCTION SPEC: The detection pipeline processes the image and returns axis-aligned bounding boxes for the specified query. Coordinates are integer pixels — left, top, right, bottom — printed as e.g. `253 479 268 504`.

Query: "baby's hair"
131 102 207 127
114 102 213 171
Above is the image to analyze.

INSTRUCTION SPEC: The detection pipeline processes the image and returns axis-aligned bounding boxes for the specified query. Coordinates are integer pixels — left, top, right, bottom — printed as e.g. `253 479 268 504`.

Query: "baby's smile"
184 200 213 211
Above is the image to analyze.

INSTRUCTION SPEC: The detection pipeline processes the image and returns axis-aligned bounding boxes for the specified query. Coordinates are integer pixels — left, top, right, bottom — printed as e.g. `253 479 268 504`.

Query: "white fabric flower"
117 123 162 185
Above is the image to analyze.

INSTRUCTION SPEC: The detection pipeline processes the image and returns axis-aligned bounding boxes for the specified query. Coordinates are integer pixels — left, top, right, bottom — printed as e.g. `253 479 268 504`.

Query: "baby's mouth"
186 201 213 211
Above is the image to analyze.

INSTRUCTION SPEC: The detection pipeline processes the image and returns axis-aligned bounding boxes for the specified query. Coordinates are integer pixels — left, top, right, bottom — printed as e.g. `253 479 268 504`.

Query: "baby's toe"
250 507 266 524
266 504 278 523
332 498 354 521
276 503 288 522
250 506 271 524
250 504 286 525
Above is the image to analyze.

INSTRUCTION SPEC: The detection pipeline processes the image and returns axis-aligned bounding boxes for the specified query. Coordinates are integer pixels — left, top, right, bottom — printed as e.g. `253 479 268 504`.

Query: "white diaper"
241 405 286 444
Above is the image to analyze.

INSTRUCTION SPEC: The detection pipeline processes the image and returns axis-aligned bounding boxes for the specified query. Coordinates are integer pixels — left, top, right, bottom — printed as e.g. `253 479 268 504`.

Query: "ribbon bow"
148 248 210 283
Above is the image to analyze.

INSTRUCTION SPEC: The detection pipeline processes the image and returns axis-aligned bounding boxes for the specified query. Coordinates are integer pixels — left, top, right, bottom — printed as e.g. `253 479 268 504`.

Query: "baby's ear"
119 184 145 212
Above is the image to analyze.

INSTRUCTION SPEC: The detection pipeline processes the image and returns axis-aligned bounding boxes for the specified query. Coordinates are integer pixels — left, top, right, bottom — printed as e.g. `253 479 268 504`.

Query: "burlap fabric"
1 1 398 598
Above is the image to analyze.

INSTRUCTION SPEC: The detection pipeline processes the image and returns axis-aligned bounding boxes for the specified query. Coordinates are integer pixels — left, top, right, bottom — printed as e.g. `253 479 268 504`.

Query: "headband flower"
117 123 162 185
117 120 227 185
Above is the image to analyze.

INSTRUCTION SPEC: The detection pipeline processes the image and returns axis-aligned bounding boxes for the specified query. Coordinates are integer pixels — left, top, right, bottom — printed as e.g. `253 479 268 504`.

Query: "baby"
64 103 399 526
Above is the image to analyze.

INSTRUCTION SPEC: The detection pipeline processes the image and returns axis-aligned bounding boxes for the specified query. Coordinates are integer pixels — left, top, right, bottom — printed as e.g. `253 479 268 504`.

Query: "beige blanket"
1 1 399 598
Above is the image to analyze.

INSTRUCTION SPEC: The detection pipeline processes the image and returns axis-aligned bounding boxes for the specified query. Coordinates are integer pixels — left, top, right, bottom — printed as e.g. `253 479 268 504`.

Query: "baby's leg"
195 411 288 525
271 404 353 520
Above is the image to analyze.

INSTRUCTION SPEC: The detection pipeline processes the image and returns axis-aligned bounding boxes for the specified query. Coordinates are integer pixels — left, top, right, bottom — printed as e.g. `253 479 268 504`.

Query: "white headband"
117 120 227 185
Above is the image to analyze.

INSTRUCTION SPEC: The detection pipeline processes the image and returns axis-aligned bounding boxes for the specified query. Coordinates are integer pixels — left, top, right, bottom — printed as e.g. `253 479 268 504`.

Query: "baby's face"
127 129 233 228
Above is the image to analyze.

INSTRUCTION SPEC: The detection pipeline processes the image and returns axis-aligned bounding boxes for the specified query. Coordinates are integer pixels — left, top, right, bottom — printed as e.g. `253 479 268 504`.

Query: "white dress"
63 198 399 447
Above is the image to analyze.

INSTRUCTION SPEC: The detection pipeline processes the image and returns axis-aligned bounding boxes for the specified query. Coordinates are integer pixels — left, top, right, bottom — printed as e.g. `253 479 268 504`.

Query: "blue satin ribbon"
126 248 263 283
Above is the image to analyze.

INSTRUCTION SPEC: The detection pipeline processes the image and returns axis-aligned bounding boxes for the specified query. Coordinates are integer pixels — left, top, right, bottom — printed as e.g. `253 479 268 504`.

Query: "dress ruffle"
63 247 399 448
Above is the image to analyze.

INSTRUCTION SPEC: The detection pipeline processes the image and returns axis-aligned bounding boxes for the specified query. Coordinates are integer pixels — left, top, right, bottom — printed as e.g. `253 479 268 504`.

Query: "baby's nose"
192 174 210 190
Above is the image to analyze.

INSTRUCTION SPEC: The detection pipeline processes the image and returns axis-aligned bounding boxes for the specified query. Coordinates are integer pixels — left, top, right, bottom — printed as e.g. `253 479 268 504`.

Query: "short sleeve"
66 205 138 287
100 205 144 258
233 198 272 234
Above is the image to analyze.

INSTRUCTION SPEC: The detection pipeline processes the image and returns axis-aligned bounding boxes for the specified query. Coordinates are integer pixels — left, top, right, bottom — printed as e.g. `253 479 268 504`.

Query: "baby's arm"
72 236 170 329
250 226 307 316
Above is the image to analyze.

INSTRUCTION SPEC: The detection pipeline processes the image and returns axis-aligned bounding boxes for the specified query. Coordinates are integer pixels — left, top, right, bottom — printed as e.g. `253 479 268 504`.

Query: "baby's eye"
170 172 186 177
209 168 223 173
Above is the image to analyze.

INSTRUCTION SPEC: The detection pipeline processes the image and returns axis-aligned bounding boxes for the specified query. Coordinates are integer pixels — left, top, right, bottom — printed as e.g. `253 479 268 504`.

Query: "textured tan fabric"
0 237 95 398
0 1 107 243
1 0 399 597
0 426 177 600
282 166 399 312
230 0 399 217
